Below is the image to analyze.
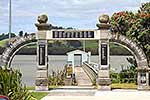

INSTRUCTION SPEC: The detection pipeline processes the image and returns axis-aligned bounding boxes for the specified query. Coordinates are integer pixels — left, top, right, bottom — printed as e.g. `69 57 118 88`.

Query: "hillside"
0 39 8 47
0 39 131 55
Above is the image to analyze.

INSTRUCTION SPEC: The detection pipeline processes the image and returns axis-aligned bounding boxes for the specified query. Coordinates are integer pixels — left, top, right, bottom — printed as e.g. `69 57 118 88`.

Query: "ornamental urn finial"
96 14 110 29
37 14 48 24
35 14 52 30
98 14 110 24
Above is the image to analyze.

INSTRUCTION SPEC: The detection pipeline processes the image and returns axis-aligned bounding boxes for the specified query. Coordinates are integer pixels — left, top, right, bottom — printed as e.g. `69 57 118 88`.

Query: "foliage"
111 57 137 84
110 2 150 64
139 2 150 13
67 40 82 48
48 70 66 86
0 33 16 41
0 66 31 100
19 31 24 37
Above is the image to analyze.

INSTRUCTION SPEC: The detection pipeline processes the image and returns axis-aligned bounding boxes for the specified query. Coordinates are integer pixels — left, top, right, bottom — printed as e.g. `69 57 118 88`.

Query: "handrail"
82 62 98 83
84 62 98 74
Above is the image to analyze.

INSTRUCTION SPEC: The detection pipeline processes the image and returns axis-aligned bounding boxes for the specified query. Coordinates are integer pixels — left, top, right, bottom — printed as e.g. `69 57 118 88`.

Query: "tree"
110 2 150 66
138 2 150 13
67 40 81 48
19 31 23 37
24 32 28 37
0 33 5 40
0 33 16 41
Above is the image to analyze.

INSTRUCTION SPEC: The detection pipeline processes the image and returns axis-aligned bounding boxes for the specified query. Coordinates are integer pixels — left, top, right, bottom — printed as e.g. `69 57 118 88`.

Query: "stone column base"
97 85 111 91
138 85 150 90
35 86 49 91
97 78 111 91
35 78 49 91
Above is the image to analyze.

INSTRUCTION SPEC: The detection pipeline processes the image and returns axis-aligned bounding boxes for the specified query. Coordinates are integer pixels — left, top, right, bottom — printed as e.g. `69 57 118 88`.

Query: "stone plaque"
52 30 94 38
140 73 146 85
101 44 107 65
39 44 45 65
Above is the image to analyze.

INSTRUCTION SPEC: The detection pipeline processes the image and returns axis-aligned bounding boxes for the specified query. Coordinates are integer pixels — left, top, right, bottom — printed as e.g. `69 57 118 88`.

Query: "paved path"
41 89 150 100
74 66 92 86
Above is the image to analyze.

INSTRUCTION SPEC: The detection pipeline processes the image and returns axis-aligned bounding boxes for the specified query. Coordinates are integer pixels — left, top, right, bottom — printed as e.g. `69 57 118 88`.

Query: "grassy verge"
27 86 59 100
30 92 48 100
49 85 59 90
111 83 137 89
27 86 59 90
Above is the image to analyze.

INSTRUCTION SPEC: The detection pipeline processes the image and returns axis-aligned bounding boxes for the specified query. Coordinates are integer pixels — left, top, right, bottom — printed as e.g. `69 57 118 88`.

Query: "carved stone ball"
98 14 109 23
37 14 48 24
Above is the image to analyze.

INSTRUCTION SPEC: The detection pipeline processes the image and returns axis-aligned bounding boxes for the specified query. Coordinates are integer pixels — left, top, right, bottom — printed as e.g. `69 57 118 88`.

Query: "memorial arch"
110 33 149 90
0 14 149 90
0 34 36 67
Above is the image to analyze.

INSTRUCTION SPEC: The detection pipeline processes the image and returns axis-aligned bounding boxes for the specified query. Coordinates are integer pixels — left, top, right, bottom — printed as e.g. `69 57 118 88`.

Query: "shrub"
48 70 66 86
0 66 31 100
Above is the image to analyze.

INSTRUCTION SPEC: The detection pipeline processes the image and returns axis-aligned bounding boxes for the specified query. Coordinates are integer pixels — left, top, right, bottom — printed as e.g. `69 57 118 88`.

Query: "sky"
0 0 149 34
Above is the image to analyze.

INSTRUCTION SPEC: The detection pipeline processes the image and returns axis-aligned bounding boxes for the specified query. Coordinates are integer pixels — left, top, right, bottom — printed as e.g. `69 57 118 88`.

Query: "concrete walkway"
41 89 150 100
74 66 92 86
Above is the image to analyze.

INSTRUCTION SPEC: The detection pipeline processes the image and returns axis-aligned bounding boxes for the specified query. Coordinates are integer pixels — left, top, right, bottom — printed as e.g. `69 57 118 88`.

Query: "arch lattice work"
0 34 36 67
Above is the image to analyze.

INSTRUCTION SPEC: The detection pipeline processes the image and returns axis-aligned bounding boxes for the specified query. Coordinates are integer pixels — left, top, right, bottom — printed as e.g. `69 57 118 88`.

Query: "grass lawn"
111 83 137 89
30 92 48 100
27 86 59 100
27 86 59 90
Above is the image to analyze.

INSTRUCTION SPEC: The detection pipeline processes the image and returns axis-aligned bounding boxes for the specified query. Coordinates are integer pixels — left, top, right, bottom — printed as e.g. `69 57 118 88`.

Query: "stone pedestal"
97 14 111 91
97 70 111 90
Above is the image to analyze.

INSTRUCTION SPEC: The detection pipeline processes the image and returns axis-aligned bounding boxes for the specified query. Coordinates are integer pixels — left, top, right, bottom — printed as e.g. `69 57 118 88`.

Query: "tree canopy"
110 2 150 65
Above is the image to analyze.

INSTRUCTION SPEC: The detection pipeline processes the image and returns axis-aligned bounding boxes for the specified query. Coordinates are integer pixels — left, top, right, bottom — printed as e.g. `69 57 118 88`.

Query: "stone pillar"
96 14 111 90
35 14 51 91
